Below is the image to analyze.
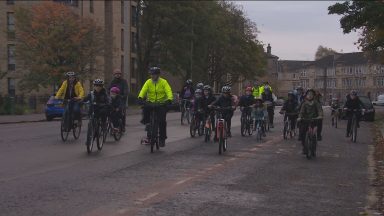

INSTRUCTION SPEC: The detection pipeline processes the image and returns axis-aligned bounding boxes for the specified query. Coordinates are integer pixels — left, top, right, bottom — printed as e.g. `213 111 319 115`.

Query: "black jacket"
111 95 124 110
180 86 195 99
238 95 255 107
109 78 128 101
281 99 298 113
84 88 110 106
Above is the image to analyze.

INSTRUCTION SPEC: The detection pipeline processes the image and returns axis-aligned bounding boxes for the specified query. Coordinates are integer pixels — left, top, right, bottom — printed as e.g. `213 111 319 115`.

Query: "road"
0 107 379 216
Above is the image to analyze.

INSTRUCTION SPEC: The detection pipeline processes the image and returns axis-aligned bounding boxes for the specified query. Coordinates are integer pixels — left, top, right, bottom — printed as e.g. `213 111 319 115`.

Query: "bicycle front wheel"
351 117 357 143
305 133 312 159
73 119 81 140
86 120 95 154
60 112 70 142
240 116 246 136
190 117 196 137
113 119 123 141
218 129 224 155
283 121 288 139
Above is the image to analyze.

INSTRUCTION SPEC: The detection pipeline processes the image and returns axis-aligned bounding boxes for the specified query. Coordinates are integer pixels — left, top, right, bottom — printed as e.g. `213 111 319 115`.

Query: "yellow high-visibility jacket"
55 80 85 100
138 78 173 103
252 86 260 98
259 85 273 95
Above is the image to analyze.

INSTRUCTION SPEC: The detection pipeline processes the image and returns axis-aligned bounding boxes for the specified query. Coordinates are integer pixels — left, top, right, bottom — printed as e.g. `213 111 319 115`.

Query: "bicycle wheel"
73 119 81 140
198 120 204 136
240 116 246 136
218 128 223 155
86 119 95 154
60 111 70 142
305 133 312 160
311 135 317 157
335 115 338 128
113 119 123 141
190 117 196 137
204 126 211 142
256 127 261 142
150 114 158 153
351 117 357 143
97 121 104 151
283 121 288 139
186 109 191 124
180 108 185 125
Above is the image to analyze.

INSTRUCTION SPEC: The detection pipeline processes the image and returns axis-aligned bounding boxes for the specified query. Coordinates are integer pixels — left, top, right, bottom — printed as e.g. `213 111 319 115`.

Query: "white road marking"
135 192 159 203
175 177 193 185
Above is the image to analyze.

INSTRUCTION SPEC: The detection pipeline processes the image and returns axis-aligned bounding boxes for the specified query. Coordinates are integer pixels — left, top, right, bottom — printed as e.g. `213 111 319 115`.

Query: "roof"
334 52 369 65
279 60 312 72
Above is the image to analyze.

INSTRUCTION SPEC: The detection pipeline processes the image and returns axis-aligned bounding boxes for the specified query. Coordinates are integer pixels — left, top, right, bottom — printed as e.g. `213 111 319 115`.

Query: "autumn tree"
14 1 104 91
328 1 384 61
315 45 338 60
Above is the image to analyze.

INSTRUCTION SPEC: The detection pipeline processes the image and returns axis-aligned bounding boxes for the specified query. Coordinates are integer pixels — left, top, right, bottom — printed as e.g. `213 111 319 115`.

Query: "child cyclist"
83 79 110 125
238 86 256 121
192 89 205 129
253 96 266 136
298 89 323 154
209 86 236 138
109 87 124 132
279 91 299 131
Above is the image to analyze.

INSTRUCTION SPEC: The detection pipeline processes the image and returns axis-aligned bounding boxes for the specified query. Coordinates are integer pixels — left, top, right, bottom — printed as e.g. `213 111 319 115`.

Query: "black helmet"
93 78 104 85
203 85 211 91
66 71 76 77
305 88 316 96
221 85 231 93
149 67 161 75
186 79 192 85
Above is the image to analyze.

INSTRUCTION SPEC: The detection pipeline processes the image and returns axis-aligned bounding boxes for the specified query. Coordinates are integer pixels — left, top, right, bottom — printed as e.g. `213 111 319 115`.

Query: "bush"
0 96 31 115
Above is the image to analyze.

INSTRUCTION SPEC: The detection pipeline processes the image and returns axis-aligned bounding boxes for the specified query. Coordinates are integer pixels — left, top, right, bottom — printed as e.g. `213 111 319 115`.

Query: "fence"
0 94 50 115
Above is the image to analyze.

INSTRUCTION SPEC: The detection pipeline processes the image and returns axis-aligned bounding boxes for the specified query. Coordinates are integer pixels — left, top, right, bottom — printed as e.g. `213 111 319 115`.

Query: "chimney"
267 44 271 55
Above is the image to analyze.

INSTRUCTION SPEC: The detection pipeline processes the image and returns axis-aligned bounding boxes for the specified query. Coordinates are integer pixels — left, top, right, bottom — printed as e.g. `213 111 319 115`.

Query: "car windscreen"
359 97 373 108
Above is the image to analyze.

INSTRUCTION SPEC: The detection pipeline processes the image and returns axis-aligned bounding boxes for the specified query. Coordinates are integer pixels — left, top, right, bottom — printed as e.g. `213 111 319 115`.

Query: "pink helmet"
110 86 120 94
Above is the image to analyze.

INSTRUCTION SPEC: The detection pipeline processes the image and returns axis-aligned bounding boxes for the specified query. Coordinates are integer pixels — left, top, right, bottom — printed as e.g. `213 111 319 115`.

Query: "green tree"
315 45 338 60
328 1 384 61
14 1 104 91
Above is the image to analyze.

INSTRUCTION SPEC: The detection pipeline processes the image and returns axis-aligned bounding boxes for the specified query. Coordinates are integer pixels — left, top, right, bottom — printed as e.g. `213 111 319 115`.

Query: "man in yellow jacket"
138 67 173 147
55 71 85 124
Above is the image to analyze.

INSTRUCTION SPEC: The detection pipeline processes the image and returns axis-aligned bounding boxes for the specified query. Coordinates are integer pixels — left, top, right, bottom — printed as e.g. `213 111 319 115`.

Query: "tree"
328 1 384 61
136 0 266 88
14 1 104 91
315 45 338 60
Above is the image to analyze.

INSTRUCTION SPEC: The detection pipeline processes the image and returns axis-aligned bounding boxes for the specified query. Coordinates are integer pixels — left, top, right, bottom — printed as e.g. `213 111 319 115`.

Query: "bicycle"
190 109 205 138
345 108 363 143
105 113 123 142
331 108 340 128
282 112 297 139
180 99 192 125
60 99 82 142
240 106 254 137
301 118 321 160
141 102 166 153
211 106 233 155
85 104 107 154
264 101 274 131
204 113 213 142
254 117 265 142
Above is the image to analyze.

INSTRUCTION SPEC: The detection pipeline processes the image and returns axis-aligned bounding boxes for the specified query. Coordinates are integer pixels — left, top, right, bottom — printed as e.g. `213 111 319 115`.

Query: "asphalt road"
0 107 379 216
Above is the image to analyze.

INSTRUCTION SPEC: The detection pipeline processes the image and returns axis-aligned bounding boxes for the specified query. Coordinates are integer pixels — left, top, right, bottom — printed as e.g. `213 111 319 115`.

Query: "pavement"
0 107 378 216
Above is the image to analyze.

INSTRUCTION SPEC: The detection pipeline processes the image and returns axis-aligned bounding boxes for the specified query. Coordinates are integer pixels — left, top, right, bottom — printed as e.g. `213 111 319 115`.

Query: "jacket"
84 88 110 106
55 80 85 100
299 99 323 120
111 95 124 110
109 78 129 101
180 86 195 99
238 95 255 107
281 99 298 113
138 77 173 103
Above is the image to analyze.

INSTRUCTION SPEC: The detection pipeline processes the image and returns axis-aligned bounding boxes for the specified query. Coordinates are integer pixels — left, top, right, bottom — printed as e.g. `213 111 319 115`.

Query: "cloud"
235 1 360 60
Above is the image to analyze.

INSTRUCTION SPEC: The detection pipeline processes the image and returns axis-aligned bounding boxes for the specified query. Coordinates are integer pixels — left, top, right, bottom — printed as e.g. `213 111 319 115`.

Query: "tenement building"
0 0 139 110
276 52 384 102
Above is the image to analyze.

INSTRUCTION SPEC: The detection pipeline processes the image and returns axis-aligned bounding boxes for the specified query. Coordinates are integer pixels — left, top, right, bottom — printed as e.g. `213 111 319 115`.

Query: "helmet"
110 86 120 94
305 88 316 96
195 89 202 94
196 82 204 89
296 86 303 91
221 85 231 93
66 71 76 77
93 78 104 85
149 67 161 75
245 86 252 92
350 90 357 96
113 69 122 75
185 79 193 85
203 85 211 91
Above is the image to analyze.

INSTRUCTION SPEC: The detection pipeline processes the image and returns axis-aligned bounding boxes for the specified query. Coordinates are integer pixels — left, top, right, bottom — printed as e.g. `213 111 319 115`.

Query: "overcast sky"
235 1 360 61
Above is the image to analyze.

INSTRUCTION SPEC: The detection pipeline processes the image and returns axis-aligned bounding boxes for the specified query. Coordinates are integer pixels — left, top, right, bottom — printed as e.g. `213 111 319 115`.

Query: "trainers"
159 139 165 147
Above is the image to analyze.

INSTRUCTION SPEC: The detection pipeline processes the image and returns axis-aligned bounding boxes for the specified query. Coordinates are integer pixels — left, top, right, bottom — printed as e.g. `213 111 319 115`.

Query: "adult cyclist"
138 67 173 147
180 79 194 123
261 85 275 128
55 71 85 125
109 69 129 132
344 90 364 137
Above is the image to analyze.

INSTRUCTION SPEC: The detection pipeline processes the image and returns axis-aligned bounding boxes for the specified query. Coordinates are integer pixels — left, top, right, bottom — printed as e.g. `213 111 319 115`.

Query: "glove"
137 98 145 105
166 100 172 105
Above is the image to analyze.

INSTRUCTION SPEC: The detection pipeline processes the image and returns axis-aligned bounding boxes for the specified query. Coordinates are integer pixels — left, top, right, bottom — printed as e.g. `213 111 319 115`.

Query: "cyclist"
330 98 341 126
192 89 205 125
83 79 110 125
239 86 256 122
138 67 173 147
279 91 299 131
344 90 364 137
180 79 194 115
295 86 305 105
109 69 129 132
202 85 216 131
110 87 124 132
55 71 85 125
196 82 204 91
253 96 266 136
261 85 275 128
252 81 260 98
208 85 236 138
298 89 323 153
259 81 273 96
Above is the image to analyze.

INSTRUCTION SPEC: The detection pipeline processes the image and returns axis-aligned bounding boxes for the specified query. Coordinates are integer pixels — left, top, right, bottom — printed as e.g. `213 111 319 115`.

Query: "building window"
131 32 137 53
121 55 124 73
121 29 124 51
375 77 384 86
293 74 296 79
6 0 14 5
121 0 124 23
8 45 15 71
90 0 94 13
7 12 15 32
8 78 15 96
53 0 79 7
131 57 136 79
131 6 137 27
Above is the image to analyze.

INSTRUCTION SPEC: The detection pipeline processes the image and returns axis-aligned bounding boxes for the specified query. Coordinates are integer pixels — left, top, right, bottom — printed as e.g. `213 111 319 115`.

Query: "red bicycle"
212 106 233 155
